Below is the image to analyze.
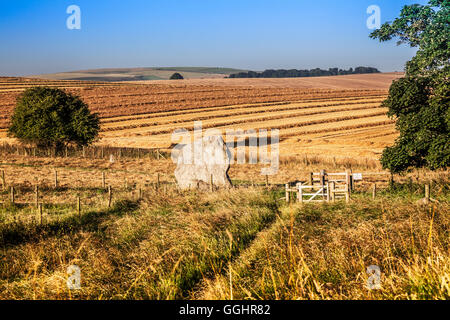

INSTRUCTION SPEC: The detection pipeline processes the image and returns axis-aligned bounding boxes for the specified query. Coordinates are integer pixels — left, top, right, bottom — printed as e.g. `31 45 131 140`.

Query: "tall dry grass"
199 188 450 300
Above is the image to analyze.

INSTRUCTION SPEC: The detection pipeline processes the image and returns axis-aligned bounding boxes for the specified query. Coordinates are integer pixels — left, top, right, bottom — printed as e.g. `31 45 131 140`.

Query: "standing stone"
174 135 232 190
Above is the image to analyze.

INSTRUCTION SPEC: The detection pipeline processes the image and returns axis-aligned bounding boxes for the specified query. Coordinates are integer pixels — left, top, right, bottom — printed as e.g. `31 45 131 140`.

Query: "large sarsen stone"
174 135 232 190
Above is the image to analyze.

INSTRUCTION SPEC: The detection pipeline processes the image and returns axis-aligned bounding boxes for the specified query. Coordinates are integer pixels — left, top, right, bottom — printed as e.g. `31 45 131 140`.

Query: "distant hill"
33 67 249 82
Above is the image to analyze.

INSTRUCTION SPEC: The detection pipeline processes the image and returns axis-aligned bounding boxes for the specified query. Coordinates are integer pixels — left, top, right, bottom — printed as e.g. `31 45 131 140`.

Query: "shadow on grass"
0 200 139 247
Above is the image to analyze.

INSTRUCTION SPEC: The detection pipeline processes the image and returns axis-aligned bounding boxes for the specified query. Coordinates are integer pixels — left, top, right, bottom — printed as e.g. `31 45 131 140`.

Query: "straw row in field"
100 96 386 125
101 102 385 134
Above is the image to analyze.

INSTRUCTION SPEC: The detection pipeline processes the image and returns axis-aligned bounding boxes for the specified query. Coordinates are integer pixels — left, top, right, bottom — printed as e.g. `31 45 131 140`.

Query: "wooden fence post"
299 183 304 204
425 184 430 204
350 169 354 191
320 170 326 187
77 197 81 217
265 175 269 188
296 183 302 202
331 182 336 202
345 170 352 196
10 186 14 204
35 185 39 207
138 188 143 200
108 186 112 208
39 203 43 224
309 172 313 186
210 174 214 192
372 184 377 200
285 184 290 203
326 182 331 202
1 170 5 191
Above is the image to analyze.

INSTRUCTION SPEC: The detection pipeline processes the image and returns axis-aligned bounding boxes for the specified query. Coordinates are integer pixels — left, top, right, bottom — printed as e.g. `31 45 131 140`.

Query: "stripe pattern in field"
95 92 396 159
0 78 397 158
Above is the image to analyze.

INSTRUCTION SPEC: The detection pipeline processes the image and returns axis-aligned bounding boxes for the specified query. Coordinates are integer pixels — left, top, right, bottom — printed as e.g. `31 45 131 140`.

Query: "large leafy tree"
8 87 100 151
370 0 449 173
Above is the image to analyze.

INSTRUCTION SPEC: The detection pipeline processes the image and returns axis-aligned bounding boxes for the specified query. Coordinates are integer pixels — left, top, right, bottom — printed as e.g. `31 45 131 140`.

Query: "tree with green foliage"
8 87 100 151
170 72 184 80
370 0 449 173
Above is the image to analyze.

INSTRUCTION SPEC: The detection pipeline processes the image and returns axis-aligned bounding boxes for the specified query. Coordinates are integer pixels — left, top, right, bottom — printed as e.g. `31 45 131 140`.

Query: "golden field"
0 73 403 162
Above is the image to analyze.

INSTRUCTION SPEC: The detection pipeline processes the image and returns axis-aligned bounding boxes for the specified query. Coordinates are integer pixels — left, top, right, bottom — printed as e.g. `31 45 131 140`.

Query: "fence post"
326 182 331 202
345 189 350 203
35 185 39 207
299 183 304 204
309 172 313 186
77 197 81 217
1 169 5 191
296 183 302 202
139 187 143 200
320 170 326 187
108 186 112 208
320 170 326 198
265 175 269 188
331 182 336 202
210 174 214 192
345 170 352 196
285 184 290 203
39 203 43 224
372 184 377 200
350 169 354 191
425 184 430 204
10 186 14 204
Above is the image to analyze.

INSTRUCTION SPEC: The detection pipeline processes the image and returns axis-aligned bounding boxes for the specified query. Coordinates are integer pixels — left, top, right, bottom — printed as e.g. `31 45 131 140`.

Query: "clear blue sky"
0 0 425 76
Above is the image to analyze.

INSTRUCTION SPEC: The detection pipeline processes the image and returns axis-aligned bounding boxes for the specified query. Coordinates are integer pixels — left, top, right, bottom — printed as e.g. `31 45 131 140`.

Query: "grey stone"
174 135 232 190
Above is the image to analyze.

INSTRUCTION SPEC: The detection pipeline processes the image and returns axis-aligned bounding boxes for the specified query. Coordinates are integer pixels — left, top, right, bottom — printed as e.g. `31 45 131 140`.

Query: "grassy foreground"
0 182 448 300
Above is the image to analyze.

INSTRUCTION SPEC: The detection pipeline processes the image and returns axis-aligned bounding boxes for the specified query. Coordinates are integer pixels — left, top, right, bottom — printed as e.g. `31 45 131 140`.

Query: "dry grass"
198 195 450 300
0 161 448 300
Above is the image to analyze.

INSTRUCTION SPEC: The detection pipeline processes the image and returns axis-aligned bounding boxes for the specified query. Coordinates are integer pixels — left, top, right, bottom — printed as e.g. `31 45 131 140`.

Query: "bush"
8 87 100 150
170 73 184 80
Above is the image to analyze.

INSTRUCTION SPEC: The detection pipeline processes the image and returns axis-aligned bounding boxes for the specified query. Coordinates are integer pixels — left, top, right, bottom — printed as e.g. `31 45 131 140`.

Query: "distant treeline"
228 67 381 78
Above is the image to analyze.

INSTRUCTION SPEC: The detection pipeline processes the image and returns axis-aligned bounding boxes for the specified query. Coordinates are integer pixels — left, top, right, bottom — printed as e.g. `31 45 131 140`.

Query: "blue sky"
0 0 426 76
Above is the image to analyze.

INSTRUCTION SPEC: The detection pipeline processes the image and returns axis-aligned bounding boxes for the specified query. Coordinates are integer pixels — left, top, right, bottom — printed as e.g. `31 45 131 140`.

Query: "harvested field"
0 74 400 160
